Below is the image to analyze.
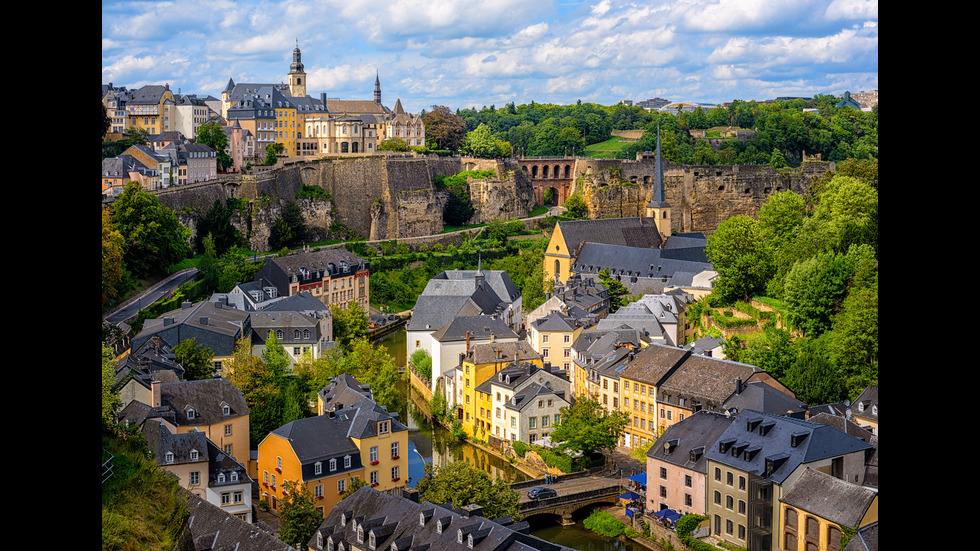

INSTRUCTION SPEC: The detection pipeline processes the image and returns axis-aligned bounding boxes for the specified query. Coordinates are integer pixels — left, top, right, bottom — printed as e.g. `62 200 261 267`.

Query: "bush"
583 510 626 537
512 441 528 458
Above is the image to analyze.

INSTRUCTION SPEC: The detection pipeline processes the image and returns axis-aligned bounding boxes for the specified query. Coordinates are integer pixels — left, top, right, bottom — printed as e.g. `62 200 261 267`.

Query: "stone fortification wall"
150 155 538 251
571 157 832 234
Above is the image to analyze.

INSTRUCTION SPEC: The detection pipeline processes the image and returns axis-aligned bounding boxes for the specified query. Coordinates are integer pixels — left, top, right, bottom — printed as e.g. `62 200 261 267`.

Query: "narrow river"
375 329 660 551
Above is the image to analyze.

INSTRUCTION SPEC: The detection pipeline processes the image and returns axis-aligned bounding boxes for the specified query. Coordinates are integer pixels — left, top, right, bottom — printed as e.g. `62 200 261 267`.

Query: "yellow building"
448 341 543 439
779 469 878 551
258 382 408 518
543 217 665 285
125 84 177 136
526 311 588 373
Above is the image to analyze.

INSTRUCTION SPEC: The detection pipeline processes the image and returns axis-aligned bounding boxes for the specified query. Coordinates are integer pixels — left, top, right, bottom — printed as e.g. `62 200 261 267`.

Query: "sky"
101 0 878 114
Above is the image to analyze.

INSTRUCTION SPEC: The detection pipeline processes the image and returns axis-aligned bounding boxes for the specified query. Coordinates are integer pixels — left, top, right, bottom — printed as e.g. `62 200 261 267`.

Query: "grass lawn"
583 136 633 158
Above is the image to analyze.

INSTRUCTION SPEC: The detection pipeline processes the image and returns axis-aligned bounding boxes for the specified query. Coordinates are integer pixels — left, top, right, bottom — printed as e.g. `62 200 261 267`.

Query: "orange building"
258 378 408 517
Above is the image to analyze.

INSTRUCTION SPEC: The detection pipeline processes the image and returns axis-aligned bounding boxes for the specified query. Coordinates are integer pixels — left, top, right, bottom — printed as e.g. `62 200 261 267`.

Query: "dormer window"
344 455 352 468
187 408 197 419
315 461 323 475
330 458 337 471
222 404 230 416
231 472 239 482
165 452 174 464
379 421 390 435
218 473 225 483
190 449 199 461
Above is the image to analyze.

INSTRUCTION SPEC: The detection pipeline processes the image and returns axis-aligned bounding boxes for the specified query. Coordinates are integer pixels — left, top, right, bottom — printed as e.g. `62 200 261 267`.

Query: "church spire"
646 123 671 241
374 71 382 104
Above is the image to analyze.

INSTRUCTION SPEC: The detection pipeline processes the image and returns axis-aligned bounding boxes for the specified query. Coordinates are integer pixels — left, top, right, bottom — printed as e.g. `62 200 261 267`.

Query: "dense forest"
427 96 876 168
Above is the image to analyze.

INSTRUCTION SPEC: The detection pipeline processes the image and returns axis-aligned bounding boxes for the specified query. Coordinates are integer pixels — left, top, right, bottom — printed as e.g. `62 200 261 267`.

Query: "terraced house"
257 375 409 517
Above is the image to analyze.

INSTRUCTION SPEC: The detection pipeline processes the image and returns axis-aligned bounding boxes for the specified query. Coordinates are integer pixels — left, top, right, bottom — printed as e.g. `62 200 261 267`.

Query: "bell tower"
288 41 307 98
645 125 672 241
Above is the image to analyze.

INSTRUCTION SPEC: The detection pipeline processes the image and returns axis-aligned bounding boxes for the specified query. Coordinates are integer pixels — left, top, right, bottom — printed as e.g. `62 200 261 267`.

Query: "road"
103 268 198 326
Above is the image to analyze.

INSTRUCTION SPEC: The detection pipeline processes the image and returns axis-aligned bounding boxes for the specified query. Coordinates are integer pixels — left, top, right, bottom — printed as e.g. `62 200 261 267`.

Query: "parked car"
527 487 557 500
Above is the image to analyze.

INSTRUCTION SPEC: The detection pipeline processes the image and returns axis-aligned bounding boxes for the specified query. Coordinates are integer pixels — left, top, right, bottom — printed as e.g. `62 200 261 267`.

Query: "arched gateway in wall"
518 159 575 206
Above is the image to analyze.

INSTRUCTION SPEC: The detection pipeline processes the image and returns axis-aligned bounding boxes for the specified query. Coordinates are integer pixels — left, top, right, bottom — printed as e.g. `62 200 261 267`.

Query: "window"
165 452 174 464
715 467 721 481
190 472 200 485
224 424 233 436
714 491 721 504
379 421 390 434
315 462 322 475
542 416 549 427
685 475 692 487
727 472 734 486
529 417 536 428
315 484 323 498
391 442 399 459
234 490 243 503
542 334 549 343
221 492 231 505
660 467 667 479
554 414 560 424
391 465 400 480
511 417 516 428
222 405 231 416
344 455 352 468
726 495 734 510
231 472 238 482
738 500 746 515
277 456 283 470
370 446 378 462
685 493 693 507
739 476 746 491
330 459 337 471
338 479 346 494
218 473 226 483
190 449 199 461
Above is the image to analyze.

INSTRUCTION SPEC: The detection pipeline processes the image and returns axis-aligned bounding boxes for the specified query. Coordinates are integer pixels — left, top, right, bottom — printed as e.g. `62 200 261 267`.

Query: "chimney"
466 331 470 351
735 378 742 395
151 379 162 408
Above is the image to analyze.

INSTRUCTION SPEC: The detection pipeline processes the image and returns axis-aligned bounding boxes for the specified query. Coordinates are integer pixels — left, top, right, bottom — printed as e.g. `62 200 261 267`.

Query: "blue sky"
101 0 878 114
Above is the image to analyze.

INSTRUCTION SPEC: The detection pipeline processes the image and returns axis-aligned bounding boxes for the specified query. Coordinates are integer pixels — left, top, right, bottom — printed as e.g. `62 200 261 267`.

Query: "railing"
102 448 115 484
519 484 621 511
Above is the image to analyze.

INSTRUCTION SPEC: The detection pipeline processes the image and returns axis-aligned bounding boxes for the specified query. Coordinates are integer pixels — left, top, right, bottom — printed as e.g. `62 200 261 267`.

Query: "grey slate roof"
464 341 541 366
573 242 712 280
557 217 664 254
429 315 518 344
722 380 808 419
181 491 292 551
646 410 734 474
160 377 250 426
703 410 874 484
780 468 877 529
311 486 572 551
134 300 249 357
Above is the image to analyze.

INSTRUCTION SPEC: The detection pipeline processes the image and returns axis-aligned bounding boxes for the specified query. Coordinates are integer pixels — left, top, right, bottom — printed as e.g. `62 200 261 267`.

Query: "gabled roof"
780 468 877 529
160 377 250 426
429 315 518 344
556 217 663 254
722 380 808 418
704 410 873 484
183 491 292 550
464 341 541 366
312 486 572 551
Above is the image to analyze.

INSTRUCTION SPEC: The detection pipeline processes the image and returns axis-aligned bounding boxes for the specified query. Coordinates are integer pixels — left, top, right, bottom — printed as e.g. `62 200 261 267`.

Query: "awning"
652 508 681 522
618 491 643 501
627 473 646 485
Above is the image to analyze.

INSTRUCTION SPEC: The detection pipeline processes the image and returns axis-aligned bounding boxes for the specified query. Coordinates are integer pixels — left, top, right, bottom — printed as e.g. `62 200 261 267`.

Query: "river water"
375 329 658 551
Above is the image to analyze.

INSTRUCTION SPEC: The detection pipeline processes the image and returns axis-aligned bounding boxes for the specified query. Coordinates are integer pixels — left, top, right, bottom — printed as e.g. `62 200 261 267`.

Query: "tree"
705 215 773 303
423 105 467 151
378 138 410 152
278 481 322 547
226 337 285 447
550 395 629 456
110 182 192 278
269 200 307 251
103 344 121 427
196 122 232 171
783 252 853 336
173 337 215 381
264 142 284 165
331 301 369 349
341 476 367 500
597 269 632 313
195 199 241 256
102 206 128 311
562 193 589 219
464 123 501 158
418 461 520 520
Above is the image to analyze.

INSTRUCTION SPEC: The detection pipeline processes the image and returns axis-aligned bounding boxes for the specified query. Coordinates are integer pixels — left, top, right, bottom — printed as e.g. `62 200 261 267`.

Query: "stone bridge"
516 158 576 207
513 474 625 525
